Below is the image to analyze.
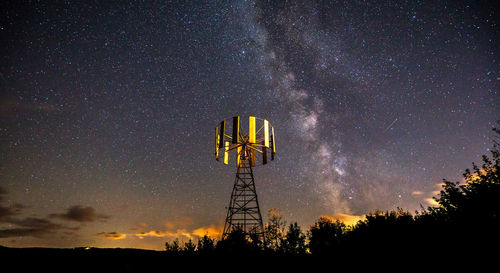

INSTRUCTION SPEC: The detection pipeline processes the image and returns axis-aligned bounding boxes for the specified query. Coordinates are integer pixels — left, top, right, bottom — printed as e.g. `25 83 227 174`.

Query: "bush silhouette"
215 227 258 254
307 217 346 255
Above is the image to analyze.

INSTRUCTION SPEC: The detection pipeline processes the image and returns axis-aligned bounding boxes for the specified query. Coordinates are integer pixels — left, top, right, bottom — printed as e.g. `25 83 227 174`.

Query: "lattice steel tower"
214 116 276 239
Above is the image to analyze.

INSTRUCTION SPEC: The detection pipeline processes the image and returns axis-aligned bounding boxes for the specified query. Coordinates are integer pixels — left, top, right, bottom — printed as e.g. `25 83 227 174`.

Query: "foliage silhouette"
164 238 181 254
280 222 307 255
196 234 215 255
307 216 346 255
418 145 500 250
264 208 286 251
215 227 260 255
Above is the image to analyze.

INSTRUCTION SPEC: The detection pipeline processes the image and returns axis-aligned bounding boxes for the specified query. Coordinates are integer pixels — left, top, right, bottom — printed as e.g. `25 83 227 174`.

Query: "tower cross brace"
222 150 264 239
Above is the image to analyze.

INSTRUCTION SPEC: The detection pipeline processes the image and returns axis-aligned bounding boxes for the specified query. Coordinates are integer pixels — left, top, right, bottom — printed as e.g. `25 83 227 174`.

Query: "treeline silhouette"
165 123 500 257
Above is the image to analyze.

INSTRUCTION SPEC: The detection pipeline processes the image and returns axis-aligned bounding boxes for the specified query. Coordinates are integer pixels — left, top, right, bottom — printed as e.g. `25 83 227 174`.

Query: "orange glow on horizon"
96 232 127 240
320 213 366 227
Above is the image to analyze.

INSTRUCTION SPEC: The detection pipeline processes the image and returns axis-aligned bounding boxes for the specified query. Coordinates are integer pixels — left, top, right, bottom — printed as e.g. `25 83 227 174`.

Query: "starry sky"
0 1 498 250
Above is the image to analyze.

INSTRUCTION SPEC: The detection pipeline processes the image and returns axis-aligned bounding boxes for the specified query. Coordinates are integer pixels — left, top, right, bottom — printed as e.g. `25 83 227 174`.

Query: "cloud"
411 183 445 208
0 187 27 222
135 230 168 238
191 225 222 238
0 187 47 238
0 187 96 238
0 186 7 201
131 217 201 239
50 205 110 222
0 217 76 238
0 189 104 238
320 213 366 227
425 198 440 207
129 222 148 232
0 228 50 238
135 229 193 240
133 221 223 240
164 217 194 230
96 232 127 240
0 204 23 222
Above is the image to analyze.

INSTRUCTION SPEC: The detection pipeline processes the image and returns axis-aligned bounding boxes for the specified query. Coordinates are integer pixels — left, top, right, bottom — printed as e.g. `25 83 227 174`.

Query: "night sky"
1 1 498 250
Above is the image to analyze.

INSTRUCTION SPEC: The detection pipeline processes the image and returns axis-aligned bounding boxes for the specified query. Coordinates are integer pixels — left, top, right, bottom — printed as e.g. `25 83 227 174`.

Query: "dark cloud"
0 228 46 238
0 187 101 238
0 186 25 222
0 187 55 238
0 190 105 238
0 205 18 221
95 231 127 240
0 217 75 238
50 206 110 223
0 186 6 198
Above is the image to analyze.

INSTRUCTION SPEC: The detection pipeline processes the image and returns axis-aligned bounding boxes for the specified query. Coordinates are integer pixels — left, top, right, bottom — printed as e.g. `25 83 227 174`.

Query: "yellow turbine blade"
224 141 229 165
249 116 256 143
271 126 276 161
237 145 242 167
264 120 269 148
215 127 219 160
250 149 255 167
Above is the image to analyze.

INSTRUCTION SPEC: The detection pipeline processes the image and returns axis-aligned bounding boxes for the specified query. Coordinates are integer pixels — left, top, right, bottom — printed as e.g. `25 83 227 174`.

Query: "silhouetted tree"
264 208 286 251
346 208 417 254
412 123 500 251
216 227 254 254
281 222 306 255
307 217 346 255
433 156 500 221
183 239 196 255
419 135 500 248
248 231 265 250
196 235 215 255
165 239 181 254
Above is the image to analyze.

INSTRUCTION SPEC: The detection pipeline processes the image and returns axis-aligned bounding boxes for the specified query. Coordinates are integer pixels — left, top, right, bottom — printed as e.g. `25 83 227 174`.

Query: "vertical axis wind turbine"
215 116 276 239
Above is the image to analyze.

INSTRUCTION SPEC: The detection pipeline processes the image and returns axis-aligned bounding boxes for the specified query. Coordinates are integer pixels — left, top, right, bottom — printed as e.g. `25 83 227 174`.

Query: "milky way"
0 1 498 249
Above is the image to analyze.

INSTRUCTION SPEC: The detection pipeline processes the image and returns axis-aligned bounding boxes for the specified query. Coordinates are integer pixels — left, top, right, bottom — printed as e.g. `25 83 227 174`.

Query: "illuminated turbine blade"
271 127 276 160
264 120 269 148
224 141 229 165
249 116 255 143
232 116 240 144
215 127 219 160
237 145 242 167
219 121 225 150
262 146 267 165
250 149 255 167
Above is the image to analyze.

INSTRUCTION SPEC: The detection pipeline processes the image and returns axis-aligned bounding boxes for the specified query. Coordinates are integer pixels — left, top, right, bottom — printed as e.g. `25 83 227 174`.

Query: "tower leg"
222 151 264 240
